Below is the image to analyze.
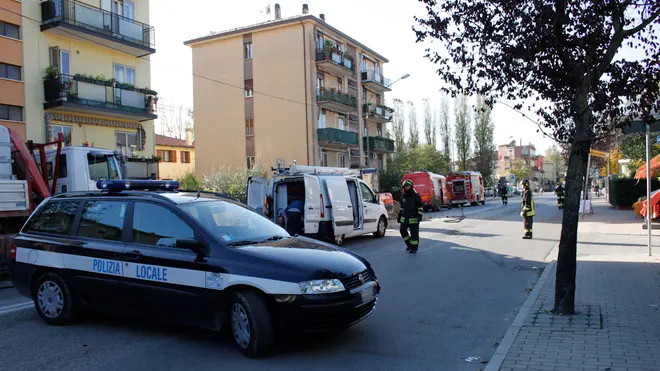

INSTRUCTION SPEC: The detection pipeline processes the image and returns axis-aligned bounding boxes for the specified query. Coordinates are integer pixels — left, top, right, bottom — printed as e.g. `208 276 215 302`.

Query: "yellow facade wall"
156 145 195 180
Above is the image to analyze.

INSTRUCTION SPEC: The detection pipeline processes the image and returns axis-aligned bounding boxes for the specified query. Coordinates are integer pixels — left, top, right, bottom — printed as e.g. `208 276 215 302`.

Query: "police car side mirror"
176 238 206 255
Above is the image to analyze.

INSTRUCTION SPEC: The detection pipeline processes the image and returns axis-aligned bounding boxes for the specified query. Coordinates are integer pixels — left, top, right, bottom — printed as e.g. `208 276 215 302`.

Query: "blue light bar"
360 168 378 174
96 180 179 192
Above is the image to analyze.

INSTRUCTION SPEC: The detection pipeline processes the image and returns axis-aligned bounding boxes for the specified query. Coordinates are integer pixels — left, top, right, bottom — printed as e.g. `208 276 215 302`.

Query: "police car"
8 180 381 357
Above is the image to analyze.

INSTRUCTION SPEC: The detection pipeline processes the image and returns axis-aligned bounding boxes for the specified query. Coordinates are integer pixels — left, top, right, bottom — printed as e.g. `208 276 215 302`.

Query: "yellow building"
185 4 396 177
155 130 195 180
0 0 25 138
21 0 156 156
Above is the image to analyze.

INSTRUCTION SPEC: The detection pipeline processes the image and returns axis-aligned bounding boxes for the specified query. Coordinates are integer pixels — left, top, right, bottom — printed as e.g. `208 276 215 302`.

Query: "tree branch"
623 8 660 37
594 0 626 81
553 0 576 73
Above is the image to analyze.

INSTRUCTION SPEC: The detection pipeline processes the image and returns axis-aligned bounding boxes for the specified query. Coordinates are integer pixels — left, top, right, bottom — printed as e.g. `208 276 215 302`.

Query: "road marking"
0 301 33 317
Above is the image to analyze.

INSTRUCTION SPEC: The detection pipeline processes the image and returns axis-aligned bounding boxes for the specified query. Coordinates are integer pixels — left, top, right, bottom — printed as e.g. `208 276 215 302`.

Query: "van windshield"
88 153 120 180
180 200 290 246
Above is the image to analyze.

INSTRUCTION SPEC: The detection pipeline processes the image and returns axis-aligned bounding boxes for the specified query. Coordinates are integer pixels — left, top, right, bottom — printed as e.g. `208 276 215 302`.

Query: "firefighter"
521 178 536 239
555 182 565 209
501 184 508 205
399 179 424 254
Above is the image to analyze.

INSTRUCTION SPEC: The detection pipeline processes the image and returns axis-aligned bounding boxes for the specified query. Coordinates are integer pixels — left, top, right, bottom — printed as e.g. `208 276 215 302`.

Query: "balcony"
43 74 158 121
315 48 354 77
316 88 357 113
40 0 155 57
317 128 359 149
364 104 393 123
364 136 395 153
361 70 391 93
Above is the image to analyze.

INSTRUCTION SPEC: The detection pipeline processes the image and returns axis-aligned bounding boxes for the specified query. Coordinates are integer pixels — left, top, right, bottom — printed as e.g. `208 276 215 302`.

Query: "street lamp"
364 73 410 167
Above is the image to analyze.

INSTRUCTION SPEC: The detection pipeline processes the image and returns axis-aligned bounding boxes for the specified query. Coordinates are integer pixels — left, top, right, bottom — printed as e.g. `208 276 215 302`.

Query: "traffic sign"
656 135 660 145
510 174 516 184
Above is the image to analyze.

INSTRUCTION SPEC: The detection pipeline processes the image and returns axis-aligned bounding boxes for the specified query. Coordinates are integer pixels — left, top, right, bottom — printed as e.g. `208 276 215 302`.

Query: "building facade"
155 130 195 180
497 139 541 187
21 0 156 156
185 4 395 176
0 0 25 137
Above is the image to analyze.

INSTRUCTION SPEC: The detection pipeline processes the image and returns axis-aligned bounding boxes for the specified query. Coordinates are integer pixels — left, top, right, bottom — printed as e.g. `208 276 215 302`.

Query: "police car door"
323 176 354 236
122 201 209 326
247 177 267 215
303 174 322 234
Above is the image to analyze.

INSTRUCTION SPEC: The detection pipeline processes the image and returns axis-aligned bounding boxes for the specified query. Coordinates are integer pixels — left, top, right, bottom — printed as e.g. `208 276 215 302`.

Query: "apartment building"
497 139 542 185
185 4 396 176
0 0 24 137
21 0 157 157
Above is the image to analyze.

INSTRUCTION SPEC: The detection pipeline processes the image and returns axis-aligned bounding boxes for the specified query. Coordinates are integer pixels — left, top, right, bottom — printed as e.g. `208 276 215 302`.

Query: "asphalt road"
0 194 563 371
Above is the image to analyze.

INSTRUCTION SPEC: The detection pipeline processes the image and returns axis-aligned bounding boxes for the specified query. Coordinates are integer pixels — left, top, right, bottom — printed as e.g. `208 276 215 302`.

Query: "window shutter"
171 150 177 163
49 47 60 70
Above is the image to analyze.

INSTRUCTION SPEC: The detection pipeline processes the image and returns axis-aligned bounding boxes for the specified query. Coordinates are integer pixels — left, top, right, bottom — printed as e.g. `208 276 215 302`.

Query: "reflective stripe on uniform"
408 218 418 224
403 236 410 241
14 247 303 295
410 240 418 245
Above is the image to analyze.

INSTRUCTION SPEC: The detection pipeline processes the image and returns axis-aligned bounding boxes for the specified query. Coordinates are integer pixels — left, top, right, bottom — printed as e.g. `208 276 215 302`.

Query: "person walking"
501 184 508 205
555 182 565 209
399 179 423 254
521 178 536 239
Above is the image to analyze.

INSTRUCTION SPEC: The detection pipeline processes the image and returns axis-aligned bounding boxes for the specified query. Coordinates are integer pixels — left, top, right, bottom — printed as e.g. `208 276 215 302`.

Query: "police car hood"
234 236 368 279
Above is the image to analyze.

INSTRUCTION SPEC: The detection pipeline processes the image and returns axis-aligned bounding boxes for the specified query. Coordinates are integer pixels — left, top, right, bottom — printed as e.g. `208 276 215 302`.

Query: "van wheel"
229 290 274 358
33 272 75 326
334 234 345 246
373 217 387 237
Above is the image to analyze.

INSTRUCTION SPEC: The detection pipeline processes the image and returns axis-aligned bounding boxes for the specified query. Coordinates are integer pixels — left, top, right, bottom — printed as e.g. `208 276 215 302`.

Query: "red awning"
635 154 660 179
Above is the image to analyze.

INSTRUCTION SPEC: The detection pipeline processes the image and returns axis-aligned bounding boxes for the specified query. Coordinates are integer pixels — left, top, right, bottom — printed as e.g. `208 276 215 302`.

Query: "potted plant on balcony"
44 67 62 102
324 40 333 58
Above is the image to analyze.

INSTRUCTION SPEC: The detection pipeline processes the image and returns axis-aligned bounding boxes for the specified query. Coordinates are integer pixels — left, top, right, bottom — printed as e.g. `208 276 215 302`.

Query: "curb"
484 258 556 371
0 301 33 317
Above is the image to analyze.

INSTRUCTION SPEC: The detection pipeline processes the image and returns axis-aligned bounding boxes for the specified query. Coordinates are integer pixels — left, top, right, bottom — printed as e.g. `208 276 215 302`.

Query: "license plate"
360 286 375 303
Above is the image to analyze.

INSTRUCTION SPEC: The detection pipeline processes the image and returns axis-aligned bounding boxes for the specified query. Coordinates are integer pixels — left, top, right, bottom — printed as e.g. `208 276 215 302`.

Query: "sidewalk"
487 199 660 371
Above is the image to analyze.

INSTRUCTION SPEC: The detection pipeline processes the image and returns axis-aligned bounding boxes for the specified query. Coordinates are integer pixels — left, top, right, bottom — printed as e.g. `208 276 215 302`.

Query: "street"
0 195 563 371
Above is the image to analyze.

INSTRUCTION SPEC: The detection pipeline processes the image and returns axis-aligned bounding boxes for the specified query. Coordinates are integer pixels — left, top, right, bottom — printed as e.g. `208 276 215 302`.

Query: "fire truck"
446 171 485 207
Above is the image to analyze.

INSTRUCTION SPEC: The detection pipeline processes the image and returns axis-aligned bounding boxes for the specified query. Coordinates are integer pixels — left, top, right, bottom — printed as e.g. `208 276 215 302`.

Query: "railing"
364 104 393 121
41 0 155 49
364 136 395 152
315 48 355 72
317 128 359 146
361 69 391 87
44 74 155 114
317 89 357 108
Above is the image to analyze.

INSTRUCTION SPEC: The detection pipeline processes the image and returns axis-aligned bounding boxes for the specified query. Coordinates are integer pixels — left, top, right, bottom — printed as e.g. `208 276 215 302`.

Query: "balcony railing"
315 48 354 71
44 74 157 115
361 70 391 88
41 0 155 49
317 89 357 109
364 136 395 152
364 104 393 121
317 127 359 147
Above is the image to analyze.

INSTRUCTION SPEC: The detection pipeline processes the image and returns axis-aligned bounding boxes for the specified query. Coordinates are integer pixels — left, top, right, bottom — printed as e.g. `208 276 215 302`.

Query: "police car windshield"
180 200 290 245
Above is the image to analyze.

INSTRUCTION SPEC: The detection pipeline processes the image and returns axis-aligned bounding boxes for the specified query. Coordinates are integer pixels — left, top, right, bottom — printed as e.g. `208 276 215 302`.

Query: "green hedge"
609 178 660 207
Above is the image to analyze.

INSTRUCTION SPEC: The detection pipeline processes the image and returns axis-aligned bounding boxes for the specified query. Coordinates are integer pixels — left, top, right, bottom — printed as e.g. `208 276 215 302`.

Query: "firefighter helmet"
522 178 530 188
402 179 414 188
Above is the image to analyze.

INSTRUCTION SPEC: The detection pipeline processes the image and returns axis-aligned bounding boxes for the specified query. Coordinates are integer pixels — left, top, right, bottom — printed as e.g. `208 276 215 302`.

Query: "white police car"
8 180 381 357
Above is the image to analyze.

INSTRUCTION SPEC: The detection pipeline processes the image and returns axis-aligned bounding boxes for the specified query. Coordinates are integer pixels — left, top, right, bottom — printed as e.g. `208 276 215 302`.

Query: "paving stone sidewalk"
489 200 660 371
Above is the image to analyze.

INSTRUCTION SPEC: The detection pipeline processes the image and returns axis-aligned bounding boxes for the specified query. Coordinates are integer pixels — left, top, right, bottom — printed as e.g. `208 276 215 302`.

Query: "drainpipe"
301 21 311 165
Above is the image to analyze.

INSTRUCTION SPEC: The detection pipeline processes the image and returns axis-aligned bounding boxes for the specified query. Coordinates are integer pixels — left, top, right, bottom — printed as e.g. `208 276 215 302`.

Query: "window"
316 33 324 49
363 122 368 136
114 64 136 103
245 119 254 135
157 150 175 163
359 182 377 204
338 116 345 130
0 21 19 39
337 77 342 92
0 63 21 81
88 153 120 180
361 56 367 72
25 200 79 235
319 110 327 128
246 156 255 170
52 125 72 146
321 151 328 167
338 153 346 168
244 79 253 97
132 202 195 247
60 50 70 76
0 104 23 121
181 151 191 164
244 42 252 59
316 74 324 93
362 87 367 104
47 154 68 180
377 123 382 137
116 131 138 157
78 201 127 241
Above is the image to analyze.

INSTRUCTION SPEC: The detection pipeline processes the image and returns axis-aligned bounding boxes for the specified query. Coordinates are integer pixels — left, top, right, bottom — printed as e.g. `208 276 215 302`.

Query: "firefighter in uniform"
555 182 565 209
521 179 536 239
399 179 424 254
501 184 508 205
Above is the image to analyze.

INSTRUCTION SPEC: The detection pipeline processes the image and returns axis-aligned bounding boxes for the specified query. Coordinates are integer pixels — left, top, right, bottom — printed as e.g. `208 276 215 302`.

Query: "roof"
184 14 389 63
53 190 238 204
155 134 193 148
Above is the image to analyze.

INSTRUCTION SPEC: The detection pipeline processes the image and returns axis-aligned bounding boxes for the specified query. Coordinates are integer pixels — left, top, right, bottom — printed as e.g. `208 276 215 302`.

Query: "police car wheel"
373 217 387 238
33 272 75 326
230 291 274 358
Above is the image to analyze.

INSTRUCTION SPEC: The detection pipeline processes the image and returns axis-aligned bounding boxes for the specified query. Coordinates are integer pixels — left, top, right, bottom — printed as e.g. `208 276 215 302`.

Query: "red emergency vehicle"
446 171 485 207
402 171 450 211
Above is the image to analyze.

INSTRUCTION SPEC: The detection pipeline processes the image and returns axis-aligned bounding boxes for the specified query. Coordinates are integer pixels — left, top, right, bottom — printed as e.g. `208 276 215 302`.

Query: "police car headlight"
299 279 345 294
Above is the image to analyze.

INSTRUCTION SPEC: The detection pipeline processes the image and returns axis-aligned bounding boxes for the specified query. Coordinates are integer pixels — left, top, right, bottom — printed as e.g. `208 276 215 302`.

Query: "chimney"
274 3 281 20
302 4 309 14
320 13 325 21
185 128 193 146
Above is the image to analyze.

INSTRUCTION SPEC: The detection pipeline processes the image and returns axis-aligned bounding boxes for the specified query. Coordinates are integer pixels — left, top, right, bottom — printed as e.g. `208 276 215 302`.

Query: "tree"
473 96 497 181
158 103 193 139
454 95 471 171
545 145 567 179
407 101 420 148
509 159 530 185
392 99 406 151
438 94 452 160
422 98 436 146
414 1 660 314
619 132 660 172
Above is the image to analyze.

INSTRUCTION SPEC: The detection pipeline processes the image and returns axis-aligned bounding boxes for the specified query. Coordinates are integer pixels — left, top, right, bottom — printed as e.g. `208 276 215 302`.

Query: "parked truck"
402 171 451 211
446 171 485 207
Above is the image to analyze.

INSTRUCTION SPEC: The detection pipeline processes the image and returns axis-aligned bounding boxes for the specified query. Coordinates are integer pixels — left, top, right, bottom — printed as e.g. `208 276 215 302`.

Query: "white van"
247 165 388 245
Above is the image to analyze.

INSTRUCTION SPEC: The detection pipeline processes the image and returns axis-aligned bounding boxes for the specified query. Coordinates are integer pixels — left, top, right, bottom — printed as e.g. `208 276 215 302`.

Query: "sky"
147 0 641 156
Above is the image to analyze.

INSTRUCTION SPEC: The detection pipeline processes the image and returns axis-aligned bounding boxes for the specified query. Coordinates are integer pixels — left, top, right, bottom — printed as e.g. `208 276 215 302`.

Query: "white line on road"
0 301 33 317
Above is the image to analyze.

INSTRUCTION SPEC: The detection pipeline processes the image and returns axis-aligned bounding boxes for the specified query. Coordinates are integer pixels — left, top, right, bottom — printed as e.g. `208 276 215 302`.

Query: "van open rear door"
324 177 354 236
303 174 322 234
247 177 267 215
